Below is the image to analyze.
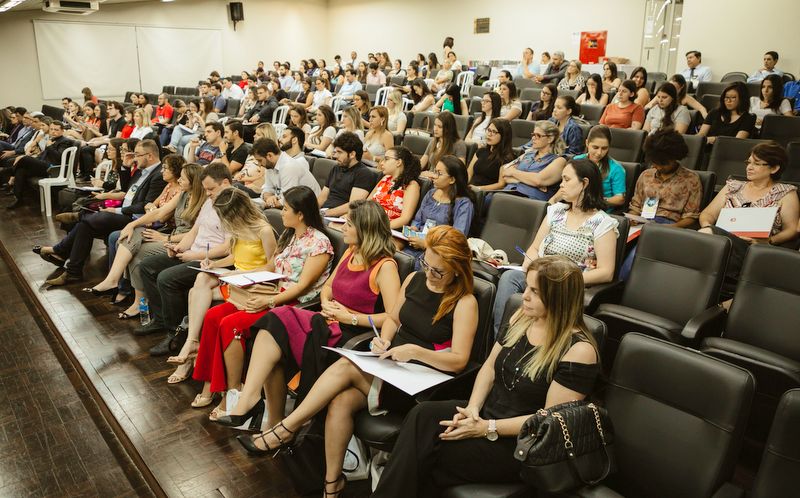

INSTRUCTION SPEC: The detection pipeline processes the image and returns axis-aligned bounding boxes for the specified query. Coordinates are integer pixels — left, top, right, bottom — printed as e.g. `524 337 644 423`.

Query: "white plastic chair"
483 79 499 90
456 71 474 97
402 97 414 111
374 87 391 107
331 96 347 121
272 105 289 126
424 78 435 90
273 123 287 138
39 146 78 217
94 159 112 183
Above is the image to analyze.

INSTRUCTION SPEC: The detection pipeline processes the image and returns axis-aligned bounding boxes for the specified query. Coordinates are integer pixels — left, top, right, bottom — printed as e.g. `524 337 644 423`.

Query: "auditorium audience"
187 122 225 166
431 59 455 94
363 106 394 164
498 120 567 200
629 66 651 107
352 91 372 125
386 90 408 135
304 105 337 154
680 50 712 91
259 134 319 209
599 80 644 129
576 74 609 106
698 82 756 144
750 74 793 129
642 83 691 135
494 158 618 333
374 255 598 497
130 109 153 140
551 95 585 155
166 100 203 153
747 51 783 83
368 146 422 230
420 112 467 174
534 51 567 84
433 84 468 116
468 118 515 192
515 48 540 79
310 78 333 113
644 74 707 118
287 105 312 136
410 78 436 112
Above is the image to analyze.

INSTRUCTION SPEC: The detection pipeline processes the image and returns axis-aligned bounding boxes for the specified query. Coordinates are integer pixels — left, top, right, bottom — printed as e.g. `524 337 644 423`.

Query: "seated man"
188 122 225 166
535 50 567 84
221 77 244 100
198 81 210 98
0 114 49 177
210 83 227 114
35 139 167 284
277 64 294 91
515 47 541 80
0 107 29 151
317 132 377 216
242 84 278 141
0 111 36 170
151 93 174 126
137 163 231 349
366 62 387 86
78 101 127 180
7 120 75 209
338 68 363 102
218 120 249 174
680 50 712 91
747 51 784 83
620 128 703 278
431 59 454 93
259 128 319 209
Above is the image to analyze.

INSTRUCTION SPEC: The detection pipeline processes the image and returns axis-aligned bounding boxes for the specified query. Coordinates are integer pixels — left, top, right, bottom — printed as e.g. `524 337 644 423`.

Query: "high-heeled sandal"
214 399 265 428
167 363 194 384
236 421 294 456
190 393 215 408
166 340 199 365
323 474 347 497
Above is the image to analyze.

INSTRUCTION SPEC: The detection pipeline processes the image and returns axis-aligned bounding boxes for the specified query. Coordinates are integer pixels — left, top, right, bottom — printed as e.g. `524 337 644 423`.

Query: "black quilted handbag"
514 400 616 492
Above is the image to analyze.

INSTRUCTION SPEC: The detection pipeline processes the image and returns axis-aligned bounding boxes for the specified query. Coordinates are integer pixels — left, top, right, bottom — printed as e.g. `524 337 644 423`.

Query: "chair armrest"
680 305 727 345
584 280 625 311
295 297 321 311
414 361 481 403
567 485 625 498
342 331 374 351
711 482 745 498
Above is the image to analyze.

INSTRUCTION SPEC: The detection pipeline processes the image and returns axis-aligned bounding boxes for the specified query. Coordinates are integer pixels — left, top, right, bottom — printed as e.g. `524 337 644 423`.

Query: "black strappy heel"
236 421 294 456
323 474 346 497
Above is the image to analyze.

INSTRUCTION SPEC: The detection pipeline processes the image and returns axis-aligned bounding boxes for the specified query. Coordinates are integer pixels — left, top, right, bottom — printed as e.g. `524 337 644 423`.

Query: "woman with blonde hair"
167 188 277 385
363 106 395 163
233 225 479 498
373 256 599 498
498 120 567 200
326 106 364 157
386 90 408 135
130 109 153 139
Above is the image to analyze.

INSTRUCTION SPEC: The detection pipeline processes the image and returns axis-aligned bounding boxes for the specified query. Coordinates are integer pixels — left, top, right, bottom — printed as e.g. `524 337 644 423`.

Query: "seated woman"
188 186 333 406
493 159 618 333
749 74 794 130
326 107 365 157
433 84 468 116
288 104 312 136
403 156 475 264
498 82 522 121
237 88 257 119
368 146 422 235
160 100 188 146
130 109 153 140
699 142 799 299
557 60 585 92
166 100 202 153
388 59 406 78
551 125 626 211
386 90 408 135
599 80 645 130
309 78 332 113
602 61 622 93
465 92 501 145
698 82 756 145
362 106 395 164
353 90 372 125
85 161 204 318
373 255 599 498
409 78 436 113
420 112 467 175
527 84 557 121
167 188 278 385
629 66 652 107
235 226 478 498
294 78 314 111
644 74 707 118
642 83 691 135
330 65 343 87
550 95 585 155
576 74 609 106
304 105 337 155
498 120 567 201
215 199 400 425
468 118 515 192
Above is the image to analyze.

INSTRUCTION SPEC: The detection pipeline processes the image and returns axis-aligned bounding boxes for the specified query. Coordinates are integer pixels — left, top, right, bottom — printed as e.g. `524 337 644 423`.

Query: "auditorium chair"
468 85 488 100
617 162 642 212
401 134 432 158
468 98 482 115
510 119 535 148
721 72 748 83
584 214 629 314
514 78 539 91
519 88 541 103
680 133 705 170
452 114 473 139
352 278 497 451
311 158 336 188
695 170 718 209
411 111 436 133
746 82 761 98
579 104 605 125
759 114 800 147
442 333 755 498
560 89 580 100
696 81 729 100
609 128 646 163
700 93 721 113
304 155 316 173
786 141 800 182
649 71 668 82
706 136 767 190
389 76 406 87
593 223 731 362
225 98 240 117
40 104 64 121
162 85 175 95
699 245 800 443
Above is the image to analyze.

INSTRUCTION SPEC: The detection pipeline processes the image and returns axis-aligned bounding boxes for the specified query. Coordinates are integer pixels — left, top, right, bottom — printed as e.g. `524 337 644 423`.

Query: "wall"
677 0 800 80
325 0 646 67
0 0 328 109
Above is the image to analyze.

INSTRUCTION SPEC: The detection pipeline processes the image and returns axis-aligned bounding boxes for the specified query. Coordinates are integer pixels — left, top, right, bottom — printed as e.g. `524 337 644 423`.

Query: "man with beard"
258 128 319 209
316 131 376 216
218 120 249 174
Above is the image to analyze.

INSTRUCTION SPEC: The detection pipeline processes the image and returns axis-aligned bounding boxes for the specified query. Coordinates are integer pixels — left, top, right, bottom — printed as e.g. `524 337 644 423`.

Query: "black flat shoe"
82 286 117 298
215 400 265 428
236 421 294 456
112 293 134 307
133 323 165 336
117 310 137 320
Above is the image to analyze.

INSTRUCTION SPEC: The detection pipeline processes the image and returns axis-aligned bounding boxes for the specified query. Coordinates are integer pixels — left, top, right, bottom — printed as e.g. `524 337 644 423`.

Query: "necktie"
689 68 696 92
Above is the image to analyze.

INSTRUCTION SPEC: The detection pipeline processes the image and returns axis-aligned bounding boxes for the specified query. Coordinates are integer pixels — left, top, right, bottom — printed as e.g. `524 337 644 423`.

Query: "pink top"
331 248 395 314
190 199 226 253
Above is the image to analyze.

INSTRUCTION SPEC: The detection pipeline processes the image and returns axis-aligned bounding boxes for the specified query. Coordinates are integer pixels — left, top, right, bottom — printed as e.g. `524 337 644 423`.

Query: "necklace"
500 337 538 391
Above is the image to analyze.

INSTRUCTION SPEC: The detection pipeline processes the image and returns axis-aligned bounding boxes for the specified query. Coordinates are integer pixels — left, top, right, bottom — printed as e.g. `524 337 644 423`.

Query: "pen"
515 245 534 263
368 316 380 340
205 242 210 264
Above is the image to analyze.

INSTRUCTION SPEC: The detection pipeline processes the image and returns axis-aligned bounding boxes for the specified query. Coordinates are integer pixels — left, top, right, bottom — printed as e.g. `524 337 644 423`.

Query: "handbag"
225 281 280 310
514 400 616 493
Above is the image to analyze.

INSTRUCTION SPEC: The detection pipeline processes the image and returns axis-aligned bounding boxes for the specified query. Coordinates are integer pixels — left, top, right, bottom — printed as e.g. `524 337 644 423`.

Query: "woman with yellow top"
167 188 276 385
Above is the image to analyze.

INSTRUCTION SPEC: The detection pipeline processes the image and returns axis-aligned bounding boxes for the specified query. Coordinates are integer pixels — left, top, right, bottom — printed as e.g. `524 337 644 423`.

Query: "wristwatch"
267 297 276 309
351 314 358 326
486 419 498 441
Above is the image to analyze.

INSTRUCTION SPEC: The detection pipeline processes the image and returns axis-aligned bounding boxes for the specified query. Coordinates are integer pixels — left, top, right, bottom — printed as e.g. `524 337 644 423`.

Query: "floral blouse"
539 203 618 271
371 175 407 220
275 227 334 303
724 179 797 236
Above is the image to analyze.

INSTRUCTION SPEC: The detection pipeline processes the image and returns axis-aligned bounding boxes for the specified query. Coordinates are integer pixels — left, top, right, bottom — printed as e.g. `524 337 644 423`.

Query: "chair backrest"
559 89 579 99
471 277 497 362
786 141 800 182
374 86 391 107
464 141 478 166
519 87 541 103
304 155 316 173
603 333 754 498
510 119 536 147
453 114 473 139
694 170 717 209
751 389 800 498
623 223 730 324
60 146 79 186
514 78 539 91
580 103 605 124
482 80 499 90
480 195 547 265
389 75 406 86
468 98 482 115
680 133 705 170
402 134 432 158
746 82 762 98
609 214 629 280
393 251 416 283
311 158 336 188
725 245 800 363
700 94 721 113
609 128 646 163
760 115 800 147
456 71 474 96
468 86 488 100
263 207 284 236
618 162 642 210
326 227 347 268
649 71 668 82
225 98 240 117
411 111 436 132
706 136 767 190
696 81 729 99
161 85 175 95
721 72 747 83
272 105 289 126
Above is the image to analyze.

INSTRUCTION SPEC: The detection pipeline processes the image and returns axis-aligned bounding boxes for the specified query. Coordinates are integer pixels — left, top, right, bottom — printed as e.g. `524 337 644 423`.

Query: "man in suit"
38 139 167 285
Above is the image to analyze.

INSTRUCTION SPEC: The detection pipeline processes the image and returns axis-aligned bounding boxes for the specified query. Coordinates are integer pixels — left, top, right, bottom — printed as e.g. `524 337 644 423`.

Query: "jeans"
618 216 674 281
107 230 132 295
492 270 526 336
168 127 197 151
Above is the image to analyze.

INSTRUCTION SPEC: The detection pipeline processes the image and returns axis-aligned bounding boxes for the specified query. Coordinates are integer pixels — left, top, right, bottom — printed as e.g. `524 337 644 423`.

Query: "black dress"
373 331 599 498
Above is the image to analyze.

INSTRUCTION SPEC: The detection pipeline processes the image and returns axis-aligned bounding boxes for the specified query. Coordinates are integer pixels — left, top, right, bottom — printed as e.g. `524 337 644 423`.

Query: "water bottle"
139 298 151 326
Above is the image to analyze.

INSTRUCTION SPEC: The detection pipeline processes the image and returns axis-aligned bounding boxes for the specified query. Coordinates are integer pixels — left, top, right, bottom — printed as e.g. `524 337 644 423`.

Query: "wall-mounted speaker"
229 2 244 30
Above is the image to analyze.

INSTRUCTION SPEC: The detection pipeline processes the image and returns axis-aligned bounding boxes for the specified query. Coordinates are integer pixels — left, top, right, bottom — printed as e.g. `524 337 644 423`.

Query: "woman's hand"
200 258 214 270
379 344 420 362
118 225 134 242
439 406 487 440
244 292 274 313
320 299 348 322
142 228 167 242
369 337 391 354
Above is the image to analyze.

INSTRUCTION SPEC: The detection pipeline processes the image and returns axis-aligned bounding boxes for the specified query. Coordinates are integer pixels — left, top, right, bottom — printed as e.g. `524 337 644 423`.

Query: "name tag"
641 197 659 219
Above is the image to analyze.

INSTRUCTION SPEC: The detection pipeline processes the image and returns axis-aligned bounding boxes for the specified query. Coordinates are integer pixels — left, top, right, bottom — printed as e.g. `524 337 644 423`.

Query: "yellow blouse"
233 238 268 271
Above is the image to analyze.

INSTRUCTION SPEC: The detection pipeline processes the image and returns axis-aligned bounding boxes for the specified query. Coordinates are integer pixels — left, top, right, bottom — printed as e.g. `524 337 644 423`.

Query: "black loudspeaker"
229 2 244 30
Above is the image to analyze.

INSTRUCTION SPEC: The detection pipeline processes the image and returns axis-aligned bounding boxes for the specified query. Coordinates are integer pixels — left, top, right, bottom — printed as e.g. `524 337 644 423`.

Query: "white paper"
716 207 778 237
77 186 104 192
391 229 409 241
189 266 229 276
623 213 652 225
497 265 525 272
325 216 347 224
219 270 284 287
324 347 452 395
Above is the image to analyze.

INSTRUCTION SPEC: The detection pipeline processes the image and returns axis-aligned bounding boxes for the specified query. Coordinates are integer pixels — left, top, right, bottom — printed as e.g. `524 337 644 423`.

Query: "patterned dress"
371 175 408 220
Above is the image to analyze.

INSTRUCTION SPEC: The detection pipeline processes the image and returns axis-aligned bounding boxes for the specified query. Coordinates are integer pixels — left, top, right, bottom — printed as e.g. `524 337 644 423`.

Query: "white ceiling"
11 0 158 11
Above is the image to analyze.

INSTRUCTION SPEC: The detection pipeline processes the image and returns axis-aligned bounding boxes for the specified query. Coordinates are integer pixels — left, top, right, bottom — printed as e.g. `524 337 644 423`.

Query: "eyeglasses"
418 256 448 279
431 170 448 178
485 128 499 135
744 159 770 167
384 155 398 162
532 133 547 139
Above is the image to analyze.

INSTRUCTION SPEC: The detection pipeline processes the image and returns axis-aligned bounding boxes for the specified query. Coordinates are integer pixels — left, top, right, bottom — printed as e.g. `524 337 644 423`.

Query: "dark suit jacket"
121 163 167 216
12 127 36 155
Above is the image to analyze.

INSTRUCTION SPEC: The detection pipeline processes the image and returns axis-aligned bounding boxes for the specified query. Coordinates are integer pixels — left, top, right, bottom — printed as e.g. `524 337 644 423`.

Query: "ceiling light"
0 0 27 13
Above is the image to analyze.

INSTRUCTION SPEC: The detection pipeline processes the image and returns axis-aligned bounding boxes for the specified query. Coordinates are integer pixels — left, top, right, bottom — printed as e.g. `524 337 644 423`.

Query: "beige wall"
0 0 328 109
677 0 800 80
